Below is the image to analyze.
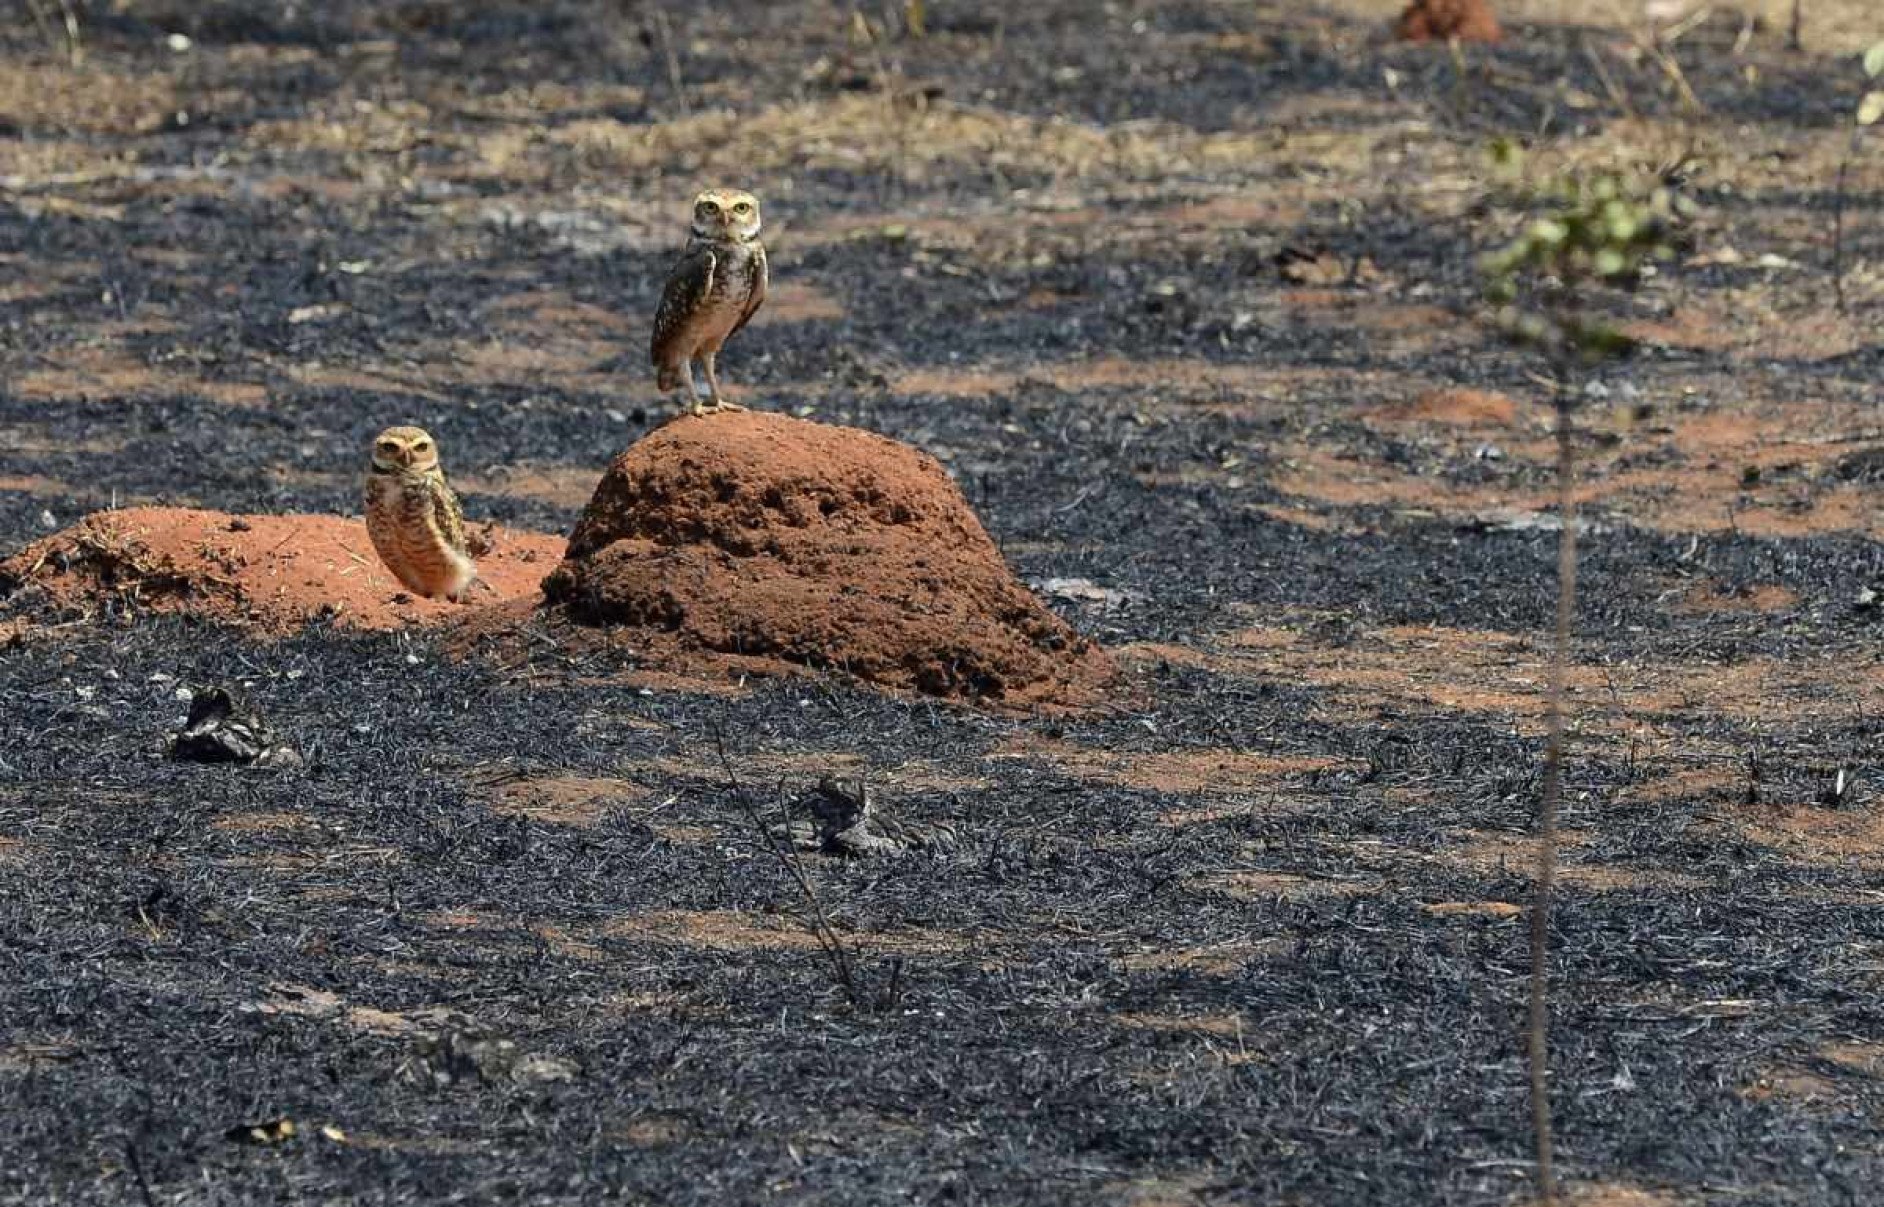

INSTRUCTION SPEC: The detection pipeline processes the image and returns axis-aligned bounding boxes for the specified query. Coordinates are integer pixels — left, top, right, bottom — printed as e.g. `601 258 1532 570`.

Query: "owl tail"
656 360 685 393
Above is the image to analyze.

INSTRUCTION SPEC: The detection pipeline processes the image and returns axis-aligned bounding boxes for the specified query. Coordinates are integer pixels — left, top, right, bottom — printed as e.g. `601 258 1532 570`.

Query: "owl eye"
733 201 752 214
377 442 398 454
698 200 720 215
414 440 432 451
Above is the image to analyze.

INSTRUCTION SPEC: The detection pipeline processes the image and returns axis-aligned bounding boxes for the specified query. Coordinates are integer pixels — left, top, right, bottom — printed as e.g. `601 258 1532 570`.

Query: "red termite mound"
539 411 1113 708
1396 0 1502 43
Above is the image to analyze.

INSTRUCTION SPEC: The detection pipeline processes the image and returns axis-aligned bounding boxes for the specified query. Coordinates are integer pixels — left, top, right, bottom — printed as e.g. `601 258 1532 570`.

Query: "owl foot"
449 576 497 604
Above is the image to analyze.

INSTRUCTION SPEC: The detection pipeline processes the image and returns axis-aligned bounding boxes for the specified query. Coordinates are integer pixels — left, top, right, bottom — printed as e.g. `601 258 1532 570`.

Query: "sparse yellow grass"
534 95 1332 183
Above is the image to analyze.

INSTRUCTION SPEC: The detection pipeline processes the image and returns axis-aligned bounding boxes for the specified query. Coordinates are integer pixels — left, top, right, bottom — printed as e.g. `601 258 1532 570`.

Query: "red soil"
1370 388 1521 428
1395 0 1503 43
1 418 1112 710
537 411 1113 707
0 507 564 634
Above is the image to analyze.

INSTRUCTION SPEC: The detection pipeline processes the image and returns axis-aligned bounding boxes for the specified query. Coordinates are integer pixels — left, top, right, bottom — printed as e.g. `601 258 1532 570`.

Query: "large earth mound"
0 507 563 634
539 412 1113 707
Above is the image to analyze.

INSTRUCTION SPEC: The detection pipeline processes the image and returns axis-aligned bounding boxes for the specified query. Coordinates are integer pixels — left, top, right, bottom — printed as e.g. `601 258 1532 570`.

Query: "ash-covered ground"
3 2 1884 1204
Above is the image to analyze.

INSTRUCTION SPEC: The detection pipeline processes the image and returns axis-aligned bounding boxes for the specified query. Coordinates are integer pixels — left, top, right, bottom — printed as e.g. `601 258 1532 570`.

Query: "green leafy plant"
1483 168 1693 357
1832 42 1884 311
1480 156 1692 1207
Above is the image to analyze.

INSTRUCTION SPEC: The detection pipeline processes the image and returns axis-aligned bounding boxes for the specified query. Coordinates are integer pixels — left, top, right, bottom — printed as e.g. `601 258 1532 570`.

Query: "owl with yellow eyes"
650 187 769 416
363 425 479 602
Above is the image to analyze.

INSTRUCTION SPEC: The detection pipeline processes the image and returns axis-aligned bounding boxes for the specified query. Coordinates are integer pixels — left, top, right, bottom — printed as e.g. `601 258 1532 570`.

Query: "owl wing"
727 242 768 342
428 472 469 556
650 243 718 366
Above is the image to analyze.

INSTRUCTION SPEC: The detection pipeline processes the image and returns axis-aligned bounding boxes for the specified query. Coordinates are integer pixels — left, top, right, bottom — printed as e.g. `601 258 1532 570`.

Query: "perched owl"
363 425 479 602
650 188 768 416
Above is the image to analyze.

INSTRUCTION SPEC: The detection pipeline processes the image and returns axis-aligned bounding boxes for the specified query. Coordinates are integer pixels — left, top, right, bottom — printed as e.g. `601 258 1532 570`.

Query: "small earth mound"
0 507 563 634
539 411 1113 708
1395 0 1502 43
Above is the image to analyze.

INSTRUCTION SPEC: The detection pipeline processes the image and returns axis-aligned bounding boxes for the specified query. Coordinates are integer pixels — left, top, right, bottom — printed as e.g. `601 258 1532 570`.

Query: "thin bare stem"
861 13 908 200
1447 37 1472 112
1832 137 1856 313
26 0 84 66
712 727 859 1003
1529 382 1576 1207
650 9 691 119
1581 37 1635 120
55 0 81 65
1640 37 1704 115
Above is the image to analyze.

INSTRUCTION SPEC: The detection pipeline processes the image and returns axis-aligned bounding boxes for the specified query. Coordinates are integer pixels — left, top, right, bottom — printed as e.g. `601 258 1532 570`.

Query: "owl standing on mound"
651 188 768 416
363 425 479 602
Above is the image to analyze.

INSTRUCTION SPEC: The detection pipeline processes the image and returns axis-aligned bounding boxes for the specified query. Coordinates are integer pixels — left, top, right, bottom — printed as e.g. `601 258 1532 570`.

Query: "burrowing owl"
363 426 479 602
650 188 768 416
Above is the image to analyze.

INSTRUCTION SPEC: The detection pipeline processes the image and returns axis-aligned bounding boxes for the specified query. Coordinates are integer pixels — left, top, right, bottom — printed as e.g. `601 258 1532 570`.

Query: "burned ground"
4 1 1884 1204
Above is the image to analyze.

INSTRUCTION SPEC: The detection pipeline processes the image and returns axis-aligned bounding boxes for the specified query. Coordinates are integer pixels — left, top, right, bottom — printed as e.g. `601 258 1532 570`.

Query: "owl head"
370 425 441 473
690 188 762 242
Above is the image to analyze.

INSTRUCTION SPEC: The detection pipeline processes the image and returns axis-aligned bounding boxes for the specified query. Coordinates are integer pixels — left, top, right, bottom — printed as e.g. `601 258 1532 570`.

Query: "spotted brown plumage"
363 425 479 602
650 188 768 416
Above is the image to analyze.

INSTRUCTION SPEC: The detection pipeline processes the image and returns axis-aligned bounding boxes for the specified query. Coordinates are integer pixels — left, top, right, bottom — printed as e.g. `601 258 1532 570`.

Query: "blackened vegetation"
4 2 1884 1205
6 622 1884 1205
167 683 299 766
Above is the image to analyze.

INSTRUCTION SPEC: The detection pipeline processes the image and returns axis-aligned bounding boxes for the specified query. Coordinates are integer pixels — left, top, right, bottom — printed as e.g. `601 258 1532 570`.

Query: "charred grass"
4 2 1884 1204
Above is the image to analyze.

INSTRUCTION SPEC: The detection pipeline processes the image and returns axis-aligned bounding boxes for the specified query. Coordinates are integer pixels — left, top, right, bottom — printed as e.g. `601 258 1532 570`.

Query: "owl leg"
700 351 745 414
677 361 705 417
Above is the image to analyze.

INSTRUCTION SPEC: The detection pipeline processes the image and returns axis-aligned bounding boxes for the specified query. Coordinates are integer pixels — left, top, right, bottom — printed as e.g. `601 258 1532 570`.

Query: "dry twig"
712 726 860 1004
650 9 691 118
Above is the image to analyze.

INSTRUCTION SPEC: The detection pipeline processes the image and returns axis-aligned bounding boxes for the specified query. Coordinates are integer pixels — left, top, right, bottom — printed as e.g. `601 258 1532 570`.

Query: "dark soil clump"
541 412 1113 707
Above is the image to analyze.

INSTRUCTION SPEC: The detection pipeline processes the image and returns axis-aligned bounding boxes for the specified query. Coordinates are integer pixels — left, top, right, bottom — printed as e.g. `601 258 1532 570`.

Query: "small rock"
515 1053 582 1085
286 302 349 325
1037 577 1134 609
